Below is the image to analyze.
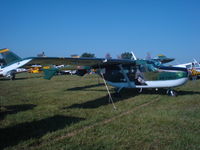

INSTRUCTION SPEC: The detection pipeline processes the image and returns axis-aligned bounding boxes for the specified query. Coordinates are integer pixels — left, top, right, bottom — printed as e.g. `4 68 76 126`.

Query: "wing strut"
99 65 116 110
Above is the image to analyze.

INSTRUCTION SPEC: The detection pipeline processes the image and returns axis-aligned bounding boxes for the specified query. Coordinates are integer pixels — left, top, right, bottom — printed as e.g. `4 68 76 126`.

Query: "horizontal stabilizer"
155 54 175 63
43 68 58 80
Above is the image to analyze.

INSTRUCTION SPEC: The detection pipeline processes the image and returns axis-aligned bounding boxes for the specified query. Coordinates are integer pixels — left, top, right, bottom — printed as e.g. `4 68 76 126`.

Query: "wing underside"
25 57 135 68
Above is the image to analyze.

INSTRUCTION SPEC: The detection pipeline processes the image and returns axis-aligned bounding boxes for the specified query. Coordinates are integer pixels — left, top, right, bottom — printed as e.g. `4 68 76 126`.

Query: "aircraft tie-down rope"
98 63 116 110
100 71 117 110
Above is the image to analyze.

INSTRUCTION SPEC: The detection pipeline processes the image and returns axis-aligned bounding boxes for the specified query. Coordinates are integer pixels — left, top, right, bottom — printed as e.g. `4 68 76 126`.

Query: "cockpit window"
137 60 159 72
141 60 158 72
146 64 158 71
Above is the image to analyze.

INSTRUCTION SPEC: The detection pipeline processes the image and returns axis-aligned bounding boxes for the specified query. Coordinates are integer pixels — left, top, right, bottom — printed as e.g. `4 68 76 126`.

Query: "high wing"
24 57 136 80
0 48 136 80
25 57 136 68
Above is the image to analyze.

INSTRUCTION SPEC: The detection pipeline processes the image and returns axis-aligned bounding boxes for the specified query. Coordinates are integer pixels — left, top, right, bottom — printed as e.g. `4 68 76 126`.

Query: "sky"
0 0 200 63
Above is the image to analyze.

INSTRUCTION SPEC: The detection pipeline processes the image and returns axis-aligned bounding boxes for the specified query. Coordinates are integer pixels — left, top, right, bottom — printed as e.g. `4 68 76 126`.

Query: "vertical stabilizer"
0 48 22 64
131 51 137 60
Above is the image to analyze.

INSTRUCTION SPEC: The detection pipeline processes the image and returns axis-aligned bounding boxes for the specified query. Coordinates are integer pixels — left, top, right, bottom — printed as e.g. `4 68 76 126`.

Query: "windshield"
136 60 160 72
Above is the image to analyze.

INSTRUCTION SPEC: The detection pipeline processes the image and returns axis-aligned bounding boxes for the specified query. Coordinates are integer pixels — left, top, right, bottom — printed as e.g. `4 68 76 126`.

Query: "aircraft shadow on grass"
64 87 200 109
66 83 105 91
64 89 139 109
0 75 43 81
0 104 36 120
177 90 200 95
0 115 85 149
0 77 29 81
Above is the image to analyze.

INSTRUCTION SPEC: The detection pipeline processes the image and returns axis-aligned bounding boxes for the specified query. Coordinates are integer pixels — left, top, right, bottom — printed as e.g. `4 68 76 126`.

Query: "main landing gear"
10 73 16 80
7 70 16 80
167 89 177 97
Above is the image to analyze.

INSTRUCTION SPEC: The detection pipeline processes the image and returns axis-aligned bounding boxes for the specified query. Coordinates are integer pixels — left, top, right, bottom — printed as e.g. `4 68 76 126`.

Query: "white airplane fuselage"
0 58 32 77
107 77 188 89
103 65 189 89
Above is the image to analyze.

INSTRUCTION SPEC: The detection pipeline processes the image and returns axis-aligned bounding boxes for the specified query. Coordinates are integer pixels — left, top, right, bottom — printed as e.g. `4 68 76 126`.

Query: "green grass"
0 73 200 150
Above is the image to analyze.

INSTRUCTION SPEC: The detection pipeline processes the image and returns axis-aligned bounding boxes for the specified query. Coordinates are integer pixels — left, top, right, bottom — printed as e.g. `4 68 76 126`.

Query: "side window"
147 64 158 72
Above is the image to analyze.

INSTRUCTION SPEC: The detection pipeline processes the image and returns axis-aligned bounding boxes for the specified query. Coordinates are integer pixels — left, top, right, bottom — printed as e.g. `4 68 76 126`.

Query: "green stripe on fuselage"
144 71 188 81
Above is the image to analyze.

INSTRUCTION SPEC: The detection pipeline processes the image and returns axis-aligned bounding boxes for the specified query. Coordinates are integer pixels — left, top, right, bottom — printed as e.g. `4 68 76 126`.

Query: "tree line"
81 52 133 59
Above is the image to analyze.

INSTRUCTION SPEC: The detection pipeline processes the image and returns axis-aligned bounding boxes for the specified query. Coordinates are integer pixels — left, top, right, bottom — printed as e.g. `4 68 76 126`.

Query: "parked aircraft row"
0 48 199 96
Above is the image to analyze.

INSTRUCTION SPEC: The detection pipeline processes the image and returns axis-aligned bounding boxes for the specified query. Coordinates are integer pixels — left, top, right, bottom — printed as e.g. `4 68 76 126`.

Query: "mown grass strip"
31 97 160 149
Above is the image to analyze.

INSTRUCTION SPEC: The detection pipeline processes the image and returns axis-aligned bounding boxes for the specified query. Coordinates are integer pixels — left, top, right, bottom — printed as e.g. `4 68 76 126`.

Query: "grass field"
0 73 200 150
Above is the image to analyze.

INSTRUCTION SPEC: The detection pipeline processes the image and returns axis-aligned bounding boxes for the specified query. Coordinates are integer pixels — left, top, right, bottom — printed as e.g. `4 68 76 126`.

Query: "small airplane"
174 59 200 80
0 48 188 96
0 48 31 80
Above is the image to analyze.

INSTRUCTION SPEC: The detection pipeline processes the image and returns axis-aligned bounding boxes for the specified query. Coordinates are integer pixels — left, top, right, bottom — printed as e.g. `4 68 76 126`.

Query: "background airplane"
0 48 31 80
174 59 200 80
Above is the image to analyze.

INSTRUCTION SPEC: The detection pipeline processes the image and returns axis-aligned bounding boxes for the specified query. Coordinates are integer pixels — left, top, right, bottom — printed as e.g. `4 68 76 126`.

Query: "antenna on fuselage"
131 51 137 60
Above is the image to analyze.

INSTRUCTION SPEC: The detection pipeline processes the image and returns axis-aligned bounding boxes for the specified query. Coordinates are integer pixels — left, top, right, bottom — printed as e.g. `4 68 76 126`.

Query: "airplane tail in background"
131 52 137 60
155 54 175 64
0 48 22 65
43 68 58 80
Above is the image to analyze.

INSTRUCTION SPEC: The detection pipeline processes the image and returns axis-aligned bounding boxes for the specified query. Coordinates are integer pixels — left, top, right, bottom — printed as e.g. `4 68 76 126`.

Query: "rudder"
0 48 22 65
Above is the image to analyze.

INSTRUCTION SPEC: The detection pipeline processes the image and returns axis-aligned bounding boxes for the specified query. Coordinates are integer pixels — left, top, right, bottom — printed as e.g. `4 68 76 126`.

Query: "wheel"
138 88 143 93
167 89 177 96
9 70 16 80
9 73 15 80
168 90 177 97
